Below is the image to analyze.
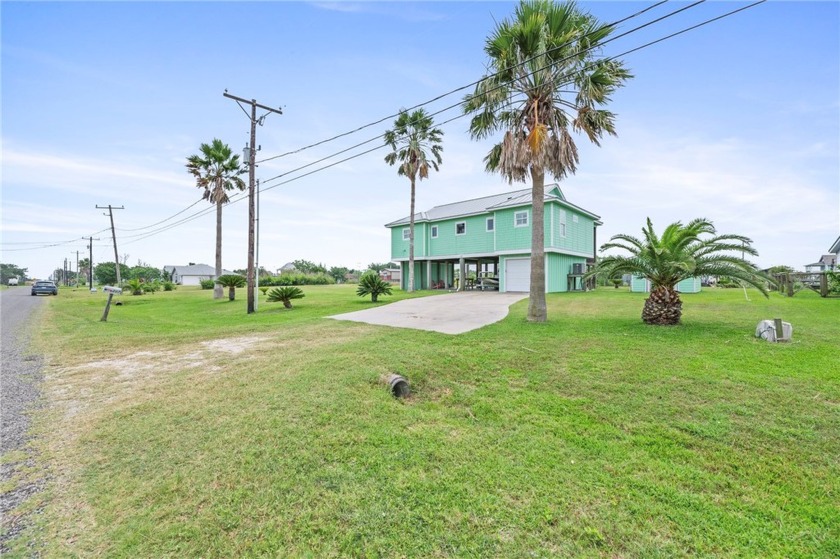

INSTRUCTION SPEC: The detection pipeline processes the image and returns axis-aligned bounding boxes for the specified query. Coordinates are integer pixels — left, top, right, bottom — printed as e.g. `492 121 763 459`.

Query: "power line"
26 0 766 250
256 0 675 165
115 197 205 231
255 0 709 186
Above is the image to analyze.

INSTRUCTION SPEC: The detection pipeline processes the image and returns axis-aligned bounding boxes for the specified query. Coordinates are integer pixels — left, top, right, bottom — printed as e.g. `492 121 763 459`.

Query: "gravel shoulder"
1 287 48 553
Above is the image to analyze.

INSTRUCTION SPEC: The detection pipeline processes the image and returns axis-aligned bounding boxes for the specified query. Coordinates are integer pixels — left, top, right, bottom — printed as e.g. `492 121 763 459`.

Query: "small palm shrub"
215 274 246 301
143 280 161 294
610 278 622 289
267 286 305 309
259 286 269 295
357 271 392 302
125 278 144 296
200 279 215 290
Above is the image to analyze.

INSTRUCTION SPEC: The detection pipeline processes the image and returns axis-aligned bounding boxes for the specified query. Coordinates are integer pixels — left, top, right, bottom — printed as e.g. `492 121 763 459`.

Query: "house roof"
165 264 234 276
384 184 600 227
830 236 840 255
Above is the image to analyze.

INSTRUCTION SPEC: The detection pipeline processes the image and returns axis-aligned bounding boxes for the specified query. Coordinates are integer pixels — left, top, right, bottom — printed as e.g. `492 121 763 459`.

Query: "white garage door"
505 258 530 292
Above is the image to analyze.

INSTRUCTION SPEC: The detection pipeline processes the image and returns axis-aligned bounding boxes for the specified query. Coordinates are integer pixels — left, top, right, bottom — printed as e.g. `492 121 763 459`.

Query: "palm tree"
357 271 393 302
186 139 246 299
589 218 772 325
384 109 443 292
267 286 305 309
215 274 246 301
463 0 631 322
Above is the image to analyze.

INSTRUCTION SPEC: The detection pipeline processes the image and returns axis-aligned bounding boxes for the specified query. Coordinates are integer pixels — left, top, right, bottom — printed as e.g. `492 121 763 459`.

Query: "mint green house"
385 185 601 292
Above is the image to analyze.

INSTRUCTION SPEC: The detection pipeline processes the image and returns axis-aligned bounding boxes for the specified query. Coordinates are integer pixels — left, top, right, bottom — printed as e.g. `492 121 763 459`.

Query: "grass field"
6 285 839 557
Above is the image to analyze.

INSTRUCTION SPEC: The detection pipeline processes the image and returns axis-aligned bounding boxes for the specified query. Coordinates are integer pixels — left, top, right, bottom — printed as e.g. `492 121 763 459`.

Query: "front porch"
398 258 500 292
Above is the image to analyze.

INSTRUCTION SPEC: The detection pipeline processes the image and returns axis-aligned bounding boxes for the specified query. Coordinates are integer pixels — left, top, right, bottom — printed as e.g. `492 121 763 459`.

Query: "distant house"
630 276 701 294
163 264 234 286
805 254 837 273
278 262 297 274
379 268 401 283
385 184 600 292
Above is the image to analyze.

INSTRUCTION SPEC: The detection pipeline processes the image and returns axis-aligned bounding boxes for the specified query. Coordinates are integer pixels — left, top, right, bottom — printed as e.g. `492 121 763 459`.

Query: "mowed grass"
14 285 840 558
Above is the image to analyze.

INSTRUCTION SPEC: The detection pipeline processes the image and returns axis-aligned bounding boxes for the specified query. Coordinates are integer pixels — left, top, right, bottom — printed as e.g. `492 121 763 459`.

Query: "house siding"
392 223 428 260
546 253 588 292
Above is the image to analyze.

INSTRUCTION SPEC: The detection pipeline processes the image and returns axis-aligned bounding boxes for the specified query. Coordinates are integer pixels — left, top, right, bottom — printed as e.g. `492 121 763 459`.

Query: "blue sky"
2 1 838 279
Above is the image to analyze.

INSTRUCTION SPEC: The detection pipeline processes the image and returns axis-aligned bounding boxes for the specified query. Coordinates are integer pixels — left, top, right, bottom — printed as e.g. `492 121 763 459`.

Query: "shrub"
215 274 247 301
267 286 305 309
200 279 215 290
163 281 176 291
259 286 269 295
357 271 392 302
143 280 162 293
125 278 144 296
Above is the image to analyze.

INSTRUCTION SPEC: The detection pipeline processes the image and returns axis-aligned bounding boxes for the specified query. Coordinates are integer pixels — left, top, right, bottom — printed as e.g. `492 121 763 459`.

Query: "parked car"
8 278 19 286
31 281 58 296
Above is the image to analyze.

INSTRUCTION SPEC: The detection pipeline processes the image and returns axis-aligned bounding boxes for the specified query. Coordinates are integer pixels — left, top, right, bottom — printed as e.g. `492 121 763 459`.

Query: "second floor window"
486 217 495 232
456 222 466 235
431 225 438 238
403 228 410 240
515 211 529 227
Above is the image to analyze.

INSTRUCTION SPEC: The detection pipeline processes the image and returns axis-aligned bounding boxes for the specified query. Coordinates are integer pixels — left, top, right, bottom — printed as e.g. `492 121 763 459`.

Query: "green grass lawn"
8 285 839 558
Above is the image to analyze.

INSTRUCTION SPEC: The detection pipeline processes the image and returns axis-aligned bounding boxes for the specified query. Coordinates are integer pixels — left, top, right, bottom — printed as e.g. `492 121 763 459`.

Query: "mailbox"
102 286 123 295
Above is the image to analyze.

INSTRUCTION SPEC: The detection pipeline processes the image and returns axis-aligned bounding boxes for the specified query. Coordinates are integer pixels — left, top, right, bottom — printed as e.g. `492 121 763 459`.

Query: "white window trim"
514 211 529 228
455 221 466 236
402 228 410 241
559 210 567 238
431 225 438 239
486 217 494 232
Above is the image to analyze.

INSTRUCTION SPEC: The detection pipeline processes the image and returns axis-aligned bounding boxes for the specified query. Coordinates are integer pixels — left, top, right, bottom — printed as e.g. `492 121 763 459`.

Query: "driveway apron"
328 291 528 335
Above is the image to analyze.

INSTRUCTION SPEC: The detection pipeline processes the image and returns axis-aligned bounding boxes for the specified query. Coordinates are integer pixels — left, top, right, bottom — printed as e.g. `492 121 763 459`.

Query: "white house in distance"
163 264 234 286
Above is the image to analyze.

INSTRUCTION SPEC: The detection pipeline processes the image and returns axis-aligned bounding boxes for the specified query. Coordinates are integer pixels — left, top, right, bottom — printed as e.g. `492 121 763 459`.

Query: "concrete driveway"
328 291 528 335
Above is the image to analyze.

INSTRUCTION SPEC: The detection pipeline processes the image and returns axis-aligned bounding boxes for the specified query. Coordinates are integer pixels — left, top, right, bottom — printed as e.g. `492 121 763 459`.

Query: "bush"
259 286 269 295
263 273 336 286
200 279 215 290
143 280 162 294
125 278 144 296
827 271 840 295
163 281 176 291
267 286 305 309
357 271 392 302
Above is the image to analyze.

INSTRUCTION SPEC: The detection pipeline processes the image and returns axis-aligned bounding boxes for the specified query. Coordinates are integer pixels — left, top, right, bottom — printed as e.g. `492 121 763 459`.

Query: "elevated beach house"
385 185 600 292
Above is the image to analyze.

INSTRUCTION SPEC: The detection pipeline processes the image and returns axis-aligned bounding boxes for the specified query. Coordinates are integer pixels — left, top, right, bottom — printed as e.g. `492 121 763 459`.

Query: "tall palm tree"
186 139 246 299
463 0 631 322
590 218 772 325
384 109 444 292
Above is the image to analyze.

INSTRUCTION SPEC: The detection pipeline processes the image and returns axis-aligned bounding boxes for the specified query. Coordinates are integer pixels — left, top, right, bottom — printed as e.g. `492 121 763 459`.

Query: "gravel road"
1 286 48 552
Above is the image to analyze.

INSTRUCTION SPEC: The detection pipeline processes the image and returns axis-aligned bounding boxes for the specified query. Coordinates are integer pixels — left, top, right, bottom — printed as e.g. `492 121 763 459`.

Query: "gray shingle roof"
385 184 599 227
166 264 235 276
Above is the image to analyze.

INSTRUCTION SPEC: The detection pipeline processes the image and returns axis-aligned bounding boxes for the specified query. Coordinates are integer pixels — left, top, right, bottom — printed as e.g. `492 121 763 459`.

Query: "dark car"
31 281 58 296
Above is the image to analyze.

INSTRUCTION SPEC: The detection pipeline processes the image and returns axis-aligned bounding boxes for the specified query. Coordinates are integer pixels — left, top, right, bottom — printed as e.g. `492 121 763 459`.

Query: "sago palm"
384 109 443 292
590 218 772 325
267 286 305 309
186 139 246 300
463 0 630 322
357 272 393 303
215 274 246 301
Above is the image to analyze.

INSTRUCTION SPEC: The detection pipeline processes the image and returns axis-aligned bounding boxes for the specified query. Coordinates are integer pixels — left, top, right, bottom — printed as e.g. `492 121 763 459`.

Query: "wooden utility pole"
97 205 124 285
223 90 282 314
87 236 100 288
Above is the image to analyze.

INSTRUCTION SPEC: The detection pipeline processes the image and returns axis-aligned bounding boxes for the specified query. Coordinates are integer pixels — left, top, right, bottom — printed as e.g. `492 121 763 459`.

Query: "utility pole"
97 205 124 285
223 90 282 314
87 236 100 289
74 251 79 287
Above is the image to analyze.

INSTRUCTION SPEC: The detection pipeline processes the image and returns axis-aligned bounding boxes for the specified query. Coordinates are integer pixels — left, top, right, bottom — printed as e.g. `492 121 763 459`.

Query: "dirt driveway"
328 291 528 335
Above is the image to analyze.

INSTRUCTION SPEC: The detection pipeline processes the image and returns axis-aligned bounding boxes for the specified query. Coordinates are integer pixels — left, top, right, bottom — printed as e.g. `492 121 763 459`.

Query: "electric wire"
9 0 766 251
121 0 767 244
256 0 673 165
255 0 709 185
